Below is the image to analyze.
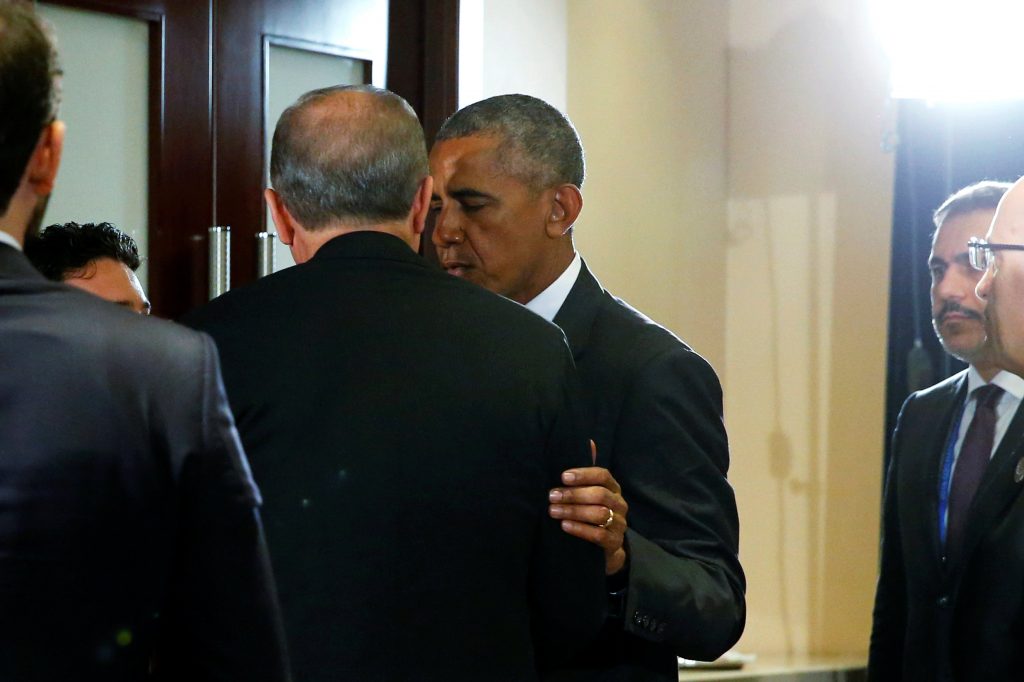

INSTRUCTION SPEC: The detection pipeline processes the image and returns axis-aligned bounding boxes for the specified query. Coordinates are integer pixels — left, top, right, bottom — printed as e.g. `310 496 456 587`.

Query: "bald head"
269 85 428 230
976 177 1024 375
988 180 1024 245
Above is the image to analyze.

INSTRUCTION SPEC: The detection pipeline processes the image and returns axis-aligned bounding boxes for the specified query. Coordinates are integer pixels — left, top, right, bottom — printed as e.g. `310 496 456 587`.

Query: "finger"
589 439 597 466
561 466 621 494
559 519 625 553
549 503 622 529
549 485 627 513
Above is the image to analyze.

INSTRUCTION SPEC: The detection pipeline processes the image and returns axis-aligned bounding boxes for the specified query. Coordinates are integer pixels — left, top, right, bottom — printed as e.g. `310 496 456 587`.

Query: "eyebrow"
449 188 496 202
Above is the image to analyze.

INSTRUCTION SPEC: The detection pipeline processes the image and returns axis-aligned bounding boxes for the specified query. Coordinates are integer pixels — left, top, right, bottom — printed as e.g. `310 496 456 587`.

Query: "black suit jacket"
543 262 745 682
0 244 289 681
184 232 606 681
869 370 1024 681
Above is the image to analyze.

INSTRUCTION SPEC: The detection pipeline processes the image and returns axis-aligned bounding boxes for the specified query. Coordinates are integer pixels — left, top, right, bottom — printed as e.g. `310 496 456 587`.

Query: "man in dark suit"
0 3 289 680
429 94 745 681
869 181 1024 680
184 85 605 681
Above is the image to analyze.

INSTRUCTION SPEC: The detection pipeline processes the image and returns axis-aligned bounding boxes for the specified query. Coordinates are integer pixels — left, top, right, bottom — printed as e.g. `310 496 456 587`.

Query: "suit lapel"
953 395 1024 573
552 259 602 361
908 374 968 568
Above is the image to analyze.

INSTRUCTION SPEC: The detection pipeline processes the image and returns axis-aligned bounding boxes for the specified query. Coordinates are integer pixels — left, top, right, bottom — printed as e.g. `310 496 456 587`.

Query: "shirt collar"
967 364 1024 401
0 231 22 252
525 252 581 322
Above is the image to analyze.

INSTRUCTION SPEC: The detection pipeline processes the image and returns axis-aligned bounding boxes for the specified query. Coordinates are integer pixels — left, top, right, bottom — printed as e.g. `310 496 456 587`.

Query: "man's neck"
974 360 999 383
293 222 414 263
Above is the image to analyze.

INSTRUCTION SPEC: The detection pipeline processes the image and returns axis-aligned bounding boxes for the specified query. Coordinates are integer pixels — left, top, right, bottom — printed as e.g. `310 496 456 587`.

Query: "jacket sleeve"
868 395 912 681
530 347 608 667
613 345 745 661
153 333 291 682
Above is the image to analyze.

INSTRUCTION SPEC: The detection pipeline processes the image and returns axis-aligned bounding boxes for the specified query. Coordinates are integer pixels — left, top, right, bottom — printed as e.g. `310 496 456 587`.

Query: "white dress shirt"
524 252 582 323
952 365 1024 463
0 231 22 252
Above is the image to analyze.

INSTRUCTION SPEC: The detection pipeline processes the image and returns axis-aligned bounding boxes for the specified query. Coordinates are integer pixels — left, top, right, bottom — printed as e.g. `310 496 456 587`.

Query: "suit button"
937 595 950 608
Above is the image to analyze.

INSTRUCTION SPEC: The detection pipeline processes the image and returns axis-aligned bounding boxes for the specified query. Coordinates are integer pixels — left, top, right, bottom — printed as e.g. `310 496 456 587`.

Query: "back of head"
933 180 1012 231
0 0 60 215
269 84 427 229
435 93 585 192
25 221 141 281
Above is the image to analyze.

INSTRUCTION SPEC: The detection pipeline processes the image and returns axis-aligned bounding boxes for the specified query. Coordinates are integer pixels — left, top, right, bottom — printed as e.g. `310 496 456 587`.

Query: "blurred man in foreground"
0 3 289 679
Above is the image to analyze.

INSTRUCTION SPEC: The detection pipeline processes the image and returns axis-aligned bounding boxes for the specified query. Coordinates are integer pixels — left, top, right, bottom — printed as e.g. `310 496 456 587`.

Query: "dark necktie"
947 384 1004 558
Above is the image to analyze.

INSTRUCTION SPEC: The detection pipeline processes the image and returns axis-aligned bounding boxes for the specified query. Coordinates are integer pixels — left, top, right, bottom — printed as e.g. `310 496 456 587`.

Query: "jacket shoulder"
589 290 715 378
902 370 966 413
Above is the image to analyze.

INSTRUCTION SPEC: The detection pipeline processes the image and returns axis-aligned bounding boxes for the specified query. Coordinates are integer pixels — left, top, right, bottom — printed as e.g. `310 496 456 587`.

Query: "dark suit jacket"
542 262 745 682
0 244 289 681
869 370 1024 681
183 232 606 682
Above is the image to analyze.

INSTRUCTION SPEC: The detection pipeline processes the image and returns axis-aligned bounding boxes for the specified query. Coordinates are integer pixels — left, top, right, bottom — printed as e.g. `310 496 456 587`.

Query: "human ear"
265 188 296 246
544 184 583 239
27 120 65 196
410 175 434 237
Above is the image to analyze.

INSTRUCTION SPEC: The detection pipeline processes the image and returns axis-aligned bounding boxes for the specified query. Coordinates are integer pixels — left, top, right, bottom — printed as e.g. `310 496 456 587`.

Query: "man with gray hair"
184 85 605 681
430 94 745 680
870 180 1024 680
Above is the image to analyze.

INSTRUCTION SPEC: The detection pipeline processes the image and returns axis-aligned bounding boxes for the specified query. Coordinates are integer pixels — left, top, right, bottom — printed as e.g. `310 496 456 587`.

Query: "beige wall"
566 0 896 659
460 0 568 110
567 1 729 371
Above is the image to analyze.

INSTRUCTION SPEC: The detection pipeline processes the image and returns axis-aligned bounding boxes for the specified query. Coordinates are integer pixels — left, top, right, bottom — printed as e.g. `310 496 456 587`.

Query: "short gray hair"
269 84 428 229
933 180 1012 230
435 94 584 192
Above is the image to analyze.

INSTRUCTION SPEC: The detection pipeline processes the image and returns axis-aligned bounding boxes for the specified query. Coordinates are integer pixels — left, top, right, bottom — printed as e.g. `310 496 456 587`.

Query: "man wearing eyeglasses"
976 179 1024 378
869 181 1024 681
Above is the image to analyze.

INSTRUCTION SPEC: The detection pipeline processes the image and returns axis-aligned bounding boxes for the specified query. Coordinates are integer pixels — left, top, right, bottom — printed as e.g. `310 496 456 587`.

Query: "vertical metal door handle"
208 226 230 299
256 231 277 278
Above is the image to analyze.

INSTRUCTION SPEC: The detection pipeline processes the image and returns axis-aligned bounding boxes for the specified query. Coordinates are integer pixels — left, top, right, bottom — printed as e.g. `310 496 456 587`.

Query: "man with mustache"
869 180 1024 680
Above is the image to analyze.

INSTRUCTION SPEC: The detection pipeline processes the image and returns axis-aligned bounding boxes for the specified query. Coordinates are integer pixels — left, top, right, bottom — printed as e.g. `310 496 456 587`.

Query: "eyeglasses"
967 237 1024 271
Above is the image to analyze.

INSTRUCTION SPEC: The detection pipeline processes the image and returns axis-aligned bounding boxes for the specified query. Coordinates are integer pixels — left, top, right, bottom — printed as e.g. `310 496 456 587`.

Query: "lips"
442 261 470 277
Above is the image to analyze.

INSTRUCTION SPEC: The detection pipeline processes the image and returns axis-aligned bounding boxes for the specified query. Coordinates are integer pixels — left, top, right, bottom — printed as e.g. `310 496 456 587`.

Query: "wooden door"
41 0 457 319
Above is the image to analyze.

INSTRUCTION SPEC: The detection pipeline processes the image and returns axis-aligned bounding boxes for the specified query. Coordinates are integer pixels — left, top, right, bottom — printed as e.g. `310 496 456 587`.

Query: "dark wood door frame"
386 0 459 145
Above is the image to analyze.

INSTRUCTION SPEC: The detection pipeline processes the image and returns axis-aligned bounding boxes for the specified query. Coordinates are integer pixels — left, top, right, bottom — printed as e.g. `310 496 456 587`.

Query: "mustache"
936 301 984 324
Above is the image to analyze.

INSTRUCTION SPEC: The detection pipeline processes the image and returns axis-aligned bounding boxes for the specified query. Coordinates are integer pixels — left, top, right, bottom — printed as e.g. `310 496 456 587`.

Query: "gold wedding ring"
600 508 615 529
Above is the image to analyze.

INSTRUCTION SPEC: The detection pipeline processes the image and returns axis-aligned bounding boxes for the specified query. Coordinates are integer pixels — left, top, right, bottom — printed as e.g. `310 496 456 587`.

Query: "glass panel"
37 4 150 288
266 45 366 272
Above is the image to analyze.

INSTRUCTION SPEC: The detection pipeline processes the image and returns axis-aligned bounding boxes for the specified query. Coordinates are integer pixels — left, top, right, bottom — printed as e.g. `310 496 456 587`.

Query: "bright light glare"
871 0 1024 101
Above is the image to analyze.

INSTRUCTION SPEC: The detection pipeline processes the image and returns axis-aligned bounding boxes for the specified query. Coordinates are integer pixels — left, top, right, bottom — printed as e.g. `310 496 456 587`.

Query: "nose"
937 262 984 304
432 206 464 247
977 267 993 301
